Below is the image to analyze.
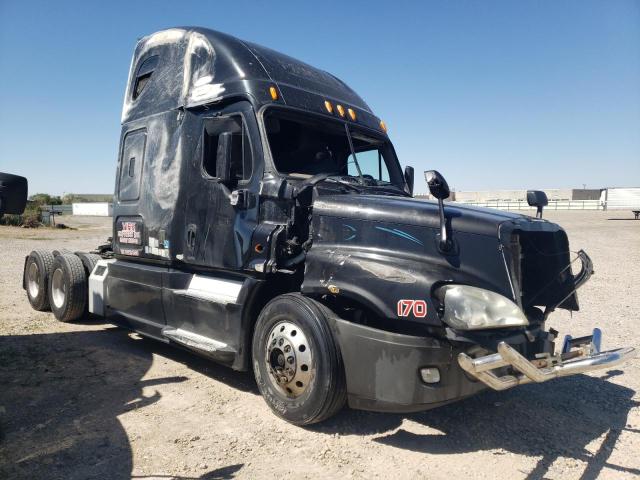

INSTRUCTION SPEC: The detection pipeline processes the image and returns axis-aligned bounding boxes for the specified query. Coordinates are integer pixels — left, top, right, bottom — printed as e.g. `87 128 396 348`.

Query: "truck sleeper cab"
23 27 634 425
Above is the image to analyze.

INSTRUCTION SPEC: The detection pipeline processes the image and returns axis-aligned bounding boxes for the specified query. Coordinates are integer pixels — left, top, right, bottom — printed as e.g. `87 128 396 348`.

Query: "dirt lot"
0 212 639 480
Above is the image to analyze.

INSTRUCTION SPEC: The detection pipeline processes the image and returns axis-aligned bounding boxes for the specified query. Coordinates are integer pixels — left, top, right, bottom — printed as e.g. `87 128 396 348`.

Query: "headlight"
438 285 528 330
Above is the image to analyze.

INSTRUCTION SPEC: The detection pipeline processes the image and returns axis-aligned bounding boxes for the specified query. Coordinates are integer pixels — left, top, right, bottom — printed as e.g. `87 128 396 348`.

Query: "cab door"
182 103 256 270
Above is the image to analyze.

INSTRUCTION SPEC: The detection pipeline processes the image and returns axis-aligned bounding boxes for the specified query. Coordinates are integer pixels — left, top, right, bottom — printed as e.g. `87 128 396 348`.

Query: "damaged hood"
312 194 546 237
306 192 583 320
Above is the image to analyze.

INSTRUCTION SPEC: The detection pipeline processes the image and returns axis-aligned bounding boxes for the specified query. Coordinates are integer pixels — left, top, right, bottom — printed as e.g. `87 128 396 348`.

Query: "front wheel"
252 293 346 425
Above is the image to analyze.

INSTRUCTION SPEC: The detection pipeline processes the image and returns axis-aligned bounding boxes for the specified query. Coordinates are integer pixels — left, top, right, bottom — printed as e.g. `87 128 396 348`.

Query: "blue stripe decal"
375 226 424 246
342 224 357 241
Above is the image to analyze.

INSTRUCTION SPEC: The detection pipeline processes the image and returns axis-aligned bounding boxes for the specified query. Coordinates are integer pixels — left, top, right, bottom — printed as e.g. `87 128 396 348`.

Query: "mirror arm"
437 197 450 251
424 170 452 252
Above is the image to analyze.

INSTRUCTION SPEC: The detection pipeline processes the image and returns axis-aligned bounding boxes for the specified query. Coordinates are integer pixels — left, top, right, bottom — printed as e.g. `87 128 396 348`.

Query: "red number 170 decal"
397 299 427 318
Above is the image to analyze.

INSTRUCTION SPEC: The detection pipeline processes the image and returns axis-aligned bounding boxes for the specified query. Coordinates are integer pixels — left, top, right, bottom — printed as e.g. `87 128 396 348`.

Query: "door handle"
230 189 250 208
186 224 197 250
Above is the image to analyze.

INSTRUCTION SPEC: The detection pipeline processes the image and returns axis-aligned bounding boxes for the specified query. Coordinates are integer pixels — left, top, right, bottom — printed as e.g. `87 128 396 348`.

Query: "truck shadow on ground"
0 326 247 480
2 324 637 480
316 371 639 480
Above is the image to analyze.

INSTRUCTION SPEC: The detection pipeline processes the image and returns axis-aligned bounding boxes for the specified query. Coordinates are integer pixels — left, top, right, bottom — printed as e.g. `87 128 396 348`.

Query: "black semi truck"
23 27 633 425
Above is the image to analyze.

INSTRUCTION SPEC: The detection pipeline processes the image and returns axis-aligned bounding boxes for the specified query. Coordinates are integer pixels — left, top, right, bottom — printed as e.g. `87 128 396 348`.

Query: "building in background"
72 202 113 216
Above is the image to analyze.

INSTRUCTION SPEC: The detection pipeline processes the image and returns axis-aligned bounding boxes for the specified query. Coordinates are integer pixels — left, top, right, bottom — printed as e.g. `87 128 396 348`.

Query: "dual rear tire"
48 253 87 322
24 250 89 322
25 250 55 311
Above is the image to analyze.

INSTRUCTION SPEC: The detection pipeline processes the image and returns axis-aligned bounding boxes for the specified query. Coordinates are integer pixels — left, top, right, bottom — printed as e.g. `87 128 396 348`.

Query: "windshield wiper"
369 183 412 197
344 124 365 185
294 172 361 198
323 177 362 193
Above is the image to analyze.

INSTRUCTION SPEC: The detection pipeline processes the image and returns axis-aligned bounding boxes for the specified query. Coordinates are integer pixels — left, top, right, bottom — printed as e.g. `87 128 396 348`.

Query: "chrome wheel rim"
265 321 314 398
27 262 40 298
51 268 66 309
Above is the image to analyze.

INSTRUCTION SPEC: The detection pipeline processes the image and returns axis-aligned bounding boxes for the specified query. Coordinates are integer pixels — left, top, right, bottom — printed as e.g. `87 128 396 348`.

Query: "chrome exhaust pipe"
458 342 635 391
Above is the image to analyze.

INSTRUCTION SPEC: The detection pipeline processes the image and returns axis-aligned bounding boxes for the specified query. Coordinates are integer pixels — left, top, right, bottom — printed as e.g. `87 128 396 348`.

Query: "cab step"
161 327 234 354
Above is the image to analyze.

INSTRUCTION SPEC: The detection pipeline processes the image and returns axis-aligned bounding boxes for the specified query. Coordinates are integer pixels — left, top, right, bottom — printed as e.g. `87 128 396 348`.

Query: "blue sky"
0 0 638 195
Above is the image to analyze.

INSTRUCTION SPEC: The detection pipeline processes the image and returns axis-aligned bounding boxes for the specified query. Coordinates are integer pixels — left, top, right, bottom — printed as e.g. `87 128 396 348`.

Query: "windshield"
263 109 404 189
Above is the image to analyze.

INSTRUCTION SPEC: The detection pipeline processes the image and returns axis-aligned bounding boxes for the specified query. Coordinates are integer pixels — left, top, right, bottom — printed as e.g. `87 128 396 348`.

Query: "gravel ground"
0 212 638 480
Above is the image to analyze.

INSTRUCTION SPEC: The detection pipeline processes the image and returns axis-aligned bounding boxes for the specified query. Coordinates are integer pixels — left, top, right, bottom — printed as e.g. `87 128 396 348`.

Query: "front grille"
512 230 578 311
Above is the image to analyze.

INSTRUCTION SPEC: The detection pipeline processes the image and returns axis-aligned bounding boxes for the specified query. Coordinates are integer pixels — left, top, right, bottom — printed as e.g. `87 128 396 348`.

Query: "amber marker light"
336 104 345 117
348 108 356 121
324 100 334 114
269 86 278 100
380 120 387 132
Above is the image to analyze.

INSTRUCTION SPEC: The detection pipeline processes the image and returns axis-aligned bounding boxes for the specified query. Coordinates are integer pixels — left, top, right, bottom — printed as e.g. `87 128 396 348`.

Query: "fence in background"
39 204 73 226
452 200 603 211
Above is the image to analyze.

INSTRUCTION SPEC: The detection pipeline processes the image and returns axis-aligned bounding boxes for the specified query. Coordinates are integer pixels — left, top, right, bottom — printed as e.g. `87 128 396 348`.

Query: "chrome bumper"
458 341 635 391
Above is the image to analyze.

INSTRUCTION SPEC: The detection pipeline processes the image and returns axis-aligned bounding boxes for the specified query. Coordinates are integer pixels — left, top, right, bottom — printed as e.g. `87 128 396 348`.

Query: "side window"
132 55 159 100
203 132 219 177
118 129 147 201
348 148 390 182
203 116 253 181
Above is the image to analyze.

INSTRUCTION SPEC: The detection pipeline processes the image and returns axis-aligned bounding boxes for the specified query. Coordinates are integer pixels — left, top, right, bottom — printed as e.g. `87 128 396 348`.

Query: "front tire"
252 293 346 425
48 253 87 322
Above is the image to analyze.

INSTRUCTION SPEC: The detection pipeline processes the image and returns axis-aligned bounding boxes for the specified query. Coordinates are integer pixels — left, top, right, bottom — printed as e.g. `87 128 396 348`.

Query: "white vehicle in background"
601 187 640 218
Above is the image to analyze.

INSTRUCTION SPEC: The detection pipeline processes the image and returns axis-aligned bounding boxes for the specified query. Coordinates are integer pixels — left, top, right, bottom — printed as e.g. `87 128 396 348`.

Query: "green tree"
62 193 77 204
29 193 62 206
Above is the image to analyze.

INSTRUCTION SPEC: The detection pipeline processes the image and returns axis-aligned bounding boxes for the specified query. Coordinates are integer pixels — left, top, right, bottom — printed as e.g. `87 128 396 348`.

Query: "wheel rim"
27 262 40 298
265 321 314 398
51 268 66 309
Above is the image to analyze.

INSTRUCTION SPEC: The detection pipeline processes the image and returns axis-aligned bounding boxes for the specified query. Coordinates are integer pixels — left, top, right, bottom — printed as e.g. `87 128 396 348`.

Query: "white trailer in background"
601 188 640 215
72 202 113 216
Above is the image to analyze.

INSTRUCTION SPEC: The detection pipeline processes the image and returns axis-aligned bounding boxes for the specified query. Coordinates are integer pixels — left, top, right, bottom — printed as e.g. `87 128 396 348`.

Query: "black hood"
312 193 546 237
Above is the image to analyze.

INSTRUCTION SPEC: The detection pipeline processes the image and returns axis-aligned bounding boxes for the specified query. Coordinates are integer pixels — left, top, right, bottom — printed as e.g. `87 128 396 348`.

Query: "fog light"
420 367 440 384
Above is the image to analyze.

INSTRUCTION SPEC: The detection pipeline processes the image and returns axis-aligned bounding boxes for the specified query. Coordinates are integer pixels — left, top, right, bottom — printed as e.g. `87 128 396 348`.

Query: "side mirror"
424 170 452 252
0 172 28 216
527 190 548 218
424 170 450 200
216 132 233 182
404 166 414 196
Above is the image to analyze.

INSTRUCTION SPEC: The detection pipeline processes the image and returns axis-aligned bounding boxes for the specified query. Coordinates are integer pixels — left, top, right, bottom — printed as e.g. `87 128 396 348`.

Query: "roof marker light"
380 120 387 132
324 100 334 114
269 86 278 100
348 108 356 121
336 104 345 117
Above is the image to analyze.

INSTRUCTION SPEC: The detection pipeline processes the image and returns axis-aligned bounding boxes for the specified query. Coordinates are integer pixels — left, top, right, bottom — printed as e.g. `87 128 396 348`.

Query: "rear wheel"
25 250 55 311
48 253 87 322
252 293 346 425
74 252 102 276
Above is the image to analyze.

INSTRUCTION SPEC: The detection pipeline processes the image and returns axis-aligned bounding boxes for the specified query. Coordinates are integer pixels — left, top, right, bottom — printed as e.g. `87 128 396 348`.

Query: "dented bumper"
458 336 634 391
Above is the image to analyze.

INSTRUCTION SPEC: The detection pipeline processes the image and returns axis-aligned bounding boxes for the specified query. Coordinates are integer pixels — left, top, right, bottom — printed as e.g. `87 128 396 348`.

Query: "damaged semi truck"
23 27 634 425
